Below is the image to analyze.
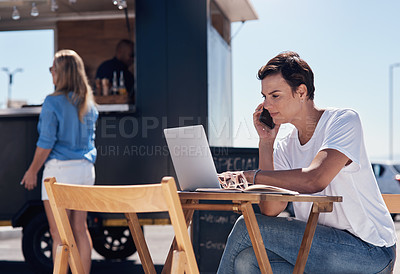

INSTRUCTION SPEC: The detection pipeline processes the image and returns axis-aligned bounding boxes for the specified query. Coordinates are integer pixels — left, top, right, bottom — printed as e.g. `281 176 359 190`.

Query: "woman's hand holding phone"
259 108 275 129
253 103 279 140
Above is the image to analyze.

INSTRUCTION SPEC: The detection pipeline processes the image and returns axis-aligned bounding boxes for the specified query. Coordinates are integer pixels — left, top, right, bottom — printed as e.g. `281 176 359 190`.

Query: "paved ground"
0 220 399 273
0 225 174 273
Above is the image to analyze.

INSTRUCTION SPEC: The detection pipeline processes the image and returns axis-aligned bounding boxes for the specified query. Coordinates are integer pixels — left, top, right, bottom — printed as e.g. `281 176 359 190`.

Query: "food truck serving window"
56 19 136 108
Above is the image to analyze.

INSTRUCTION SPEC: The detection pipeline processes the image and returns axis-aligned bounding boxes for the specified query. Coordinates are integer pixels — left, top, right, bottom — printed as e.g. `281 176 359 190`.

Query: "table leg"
240 202 273 274
293 203 320 274
162 199 196 274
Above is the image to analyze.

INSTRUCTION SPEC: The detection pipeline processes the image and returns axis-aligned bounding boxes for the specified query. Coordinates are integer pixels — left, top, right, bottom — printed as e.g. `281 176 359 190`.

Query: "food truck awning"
0 0 257 31
214 0 258 22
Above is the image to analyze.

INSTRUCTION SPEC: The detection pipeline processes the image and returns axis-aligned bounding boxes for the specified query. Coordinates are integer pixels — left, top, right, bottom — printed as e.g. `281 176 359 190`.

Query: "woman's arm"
21 147 52 191
247 148 350 216
251 104 287 216
256 139 288 216
245 148 350 193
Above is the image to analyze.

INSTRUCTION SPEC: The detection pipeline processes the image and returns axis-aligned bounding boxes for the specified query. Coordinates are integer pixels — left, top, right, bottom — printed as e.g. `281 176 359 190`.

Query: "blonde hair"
52 49 95 122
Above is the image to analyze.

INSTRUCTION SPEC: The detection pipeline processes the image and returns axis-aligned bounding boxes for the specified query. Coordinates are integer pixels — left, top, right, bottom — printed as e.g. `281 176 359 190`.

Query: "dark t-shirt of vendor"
96 57 134 97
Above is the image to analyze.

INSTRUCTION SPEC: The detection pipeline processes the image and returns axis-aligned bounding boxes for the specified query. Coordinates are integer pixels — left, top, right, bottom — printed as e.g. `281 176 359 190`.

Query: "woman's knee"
377 259 395 274
234 247 259 273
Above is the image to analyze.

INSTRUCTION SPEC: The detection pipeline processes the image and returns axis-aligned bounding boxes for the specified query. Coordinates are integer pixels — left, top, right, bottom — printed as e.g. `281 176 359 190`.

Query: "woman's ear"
296 84 308 100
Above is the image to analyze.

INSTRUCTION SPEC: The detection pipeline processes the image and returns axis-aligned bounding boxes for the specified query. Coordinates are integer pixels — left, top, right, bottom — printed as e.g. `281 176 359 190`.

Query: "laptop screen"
164 125 221 191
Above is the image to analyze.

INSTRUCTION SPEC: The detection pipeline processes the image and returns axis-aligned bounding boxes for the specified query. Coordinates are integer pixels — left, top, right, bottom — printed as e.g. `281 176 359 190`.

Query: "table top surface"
178 191 342 203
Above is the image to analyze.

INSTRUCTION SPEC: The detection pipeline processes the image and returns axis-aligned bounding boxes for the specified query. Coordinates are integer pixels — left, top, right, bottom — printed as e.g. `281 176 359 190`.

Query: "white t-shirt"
273 108 396 247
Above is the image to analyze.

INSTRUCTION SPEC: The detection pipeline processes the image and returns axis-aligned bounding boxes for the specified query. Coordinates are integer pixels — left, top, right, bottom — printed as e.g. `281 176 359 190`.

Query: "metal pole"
390 65 393 161
389 63 400 161
1 67 23 108
7 74 12 108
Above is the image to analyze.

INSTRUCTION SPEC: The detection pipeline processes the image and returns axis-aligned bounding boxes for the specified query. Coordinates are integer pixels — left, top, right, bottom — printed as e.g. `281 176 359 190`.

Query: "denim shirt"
36 92 98 163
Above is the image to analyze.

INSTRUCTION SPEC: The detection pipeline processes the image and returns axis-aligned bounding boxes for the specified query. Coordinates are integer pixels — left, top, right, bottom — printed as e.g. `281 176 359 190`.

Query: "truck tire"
91 226 137 259
22 212 53 274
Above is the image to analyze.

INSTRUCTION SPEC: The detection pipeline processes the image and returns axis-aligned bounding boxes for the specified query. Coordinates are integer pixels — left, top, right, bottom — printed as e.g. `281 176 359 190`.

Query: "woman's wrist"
243 170 253 183
259 138 274 150
253 169 261 184
27 164 41 175
244 169 262 184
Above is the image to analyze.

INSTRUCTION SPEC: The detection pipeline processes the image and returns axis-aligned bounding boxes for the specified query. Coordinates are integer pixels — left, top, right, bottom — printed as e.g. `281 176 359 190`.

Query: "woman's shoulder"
42 93 74 115
325 108 358 116
322 108 362 132
42 93 65 107
324 107 360 122
44 92 67 102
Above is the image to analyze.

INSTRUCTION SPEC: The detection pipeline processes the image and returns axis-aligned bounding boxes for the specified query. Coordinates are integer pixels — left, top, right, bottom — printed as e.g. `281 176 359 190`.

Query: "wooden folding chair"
44 176 199 274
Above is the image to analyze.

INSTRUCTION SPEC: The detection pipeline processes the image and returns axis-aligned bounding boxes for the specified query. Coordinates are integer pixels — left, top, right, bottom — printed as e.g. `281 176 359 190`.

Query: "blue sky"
0 29 54 107
1 0 400 160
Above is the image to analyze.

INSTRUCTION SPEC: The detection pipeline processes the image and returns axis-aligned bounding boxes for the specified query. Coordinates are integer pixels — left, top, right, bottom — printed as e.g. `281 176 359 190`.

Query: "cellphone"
259 108 275 129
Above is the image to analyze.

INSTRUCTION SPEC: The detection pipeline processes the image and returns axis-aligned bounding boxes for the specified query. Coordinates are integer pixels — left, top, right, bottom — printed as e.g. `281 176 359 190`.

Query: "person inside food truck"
95 39 134 98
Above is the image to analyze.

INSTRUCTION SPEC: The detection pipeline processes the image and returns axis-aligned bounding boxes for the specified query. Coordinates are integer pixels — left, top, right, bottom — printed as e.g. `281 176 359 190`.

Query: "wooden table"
163 192 342 274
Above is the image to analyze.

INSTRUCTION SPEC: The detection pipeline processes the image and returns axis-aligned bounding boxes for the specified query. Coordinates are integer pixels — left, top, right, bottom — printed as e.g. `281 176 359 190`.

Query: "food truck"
0 0 258 272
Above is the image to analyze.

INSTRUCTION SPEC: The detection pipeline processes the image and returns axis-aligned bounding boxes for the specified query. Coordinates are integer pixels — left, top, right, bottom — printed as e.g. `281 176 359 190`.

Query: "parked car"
371 161 400 194
371 161 400 220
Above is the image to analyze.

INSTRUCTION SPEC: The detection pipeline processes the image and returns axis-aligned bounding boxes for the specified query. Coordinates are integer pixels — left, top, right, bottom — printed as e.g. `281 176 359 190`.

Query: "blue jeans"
217 215 396 274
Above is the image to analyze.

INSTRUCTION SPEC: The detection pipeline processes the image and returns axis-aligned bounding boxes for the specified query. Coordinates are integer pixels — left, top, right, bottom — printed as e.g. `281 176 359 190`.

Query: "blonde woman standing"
21 49 98 274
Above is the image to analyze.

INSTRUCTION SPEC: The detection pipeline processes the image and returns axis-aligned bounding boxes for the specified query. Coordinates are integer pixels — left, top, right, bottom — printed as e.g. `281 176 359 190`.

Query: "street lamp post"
389 63 400 161
1 67 23 108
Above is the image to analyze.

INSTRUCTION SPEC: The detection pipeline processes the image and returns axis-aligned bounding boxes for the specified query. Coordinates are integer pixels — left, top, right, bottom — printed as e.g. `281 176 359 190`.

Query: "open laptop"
164 125 221 191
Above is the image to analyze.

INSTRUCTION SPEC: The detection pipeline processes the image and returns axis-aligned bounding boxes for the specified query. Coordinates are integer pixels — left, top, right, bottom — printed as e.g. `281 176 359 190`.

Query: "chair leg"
162 199 196 274
171 250 188 274
125 213 157 274
53 244 69 274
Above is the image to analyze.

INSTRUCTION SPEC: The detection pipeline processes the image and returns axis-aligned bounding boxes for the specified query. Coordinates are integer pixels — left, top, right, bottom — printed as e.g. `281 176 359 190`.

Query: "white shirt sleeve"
319 109 362 171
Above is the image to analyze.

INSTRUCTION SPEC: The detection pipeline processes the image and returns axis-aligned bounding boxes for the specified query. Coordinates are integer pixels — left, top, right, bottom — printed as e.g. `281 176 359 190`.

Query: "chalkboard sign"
211 147 259 173
192 147 259 273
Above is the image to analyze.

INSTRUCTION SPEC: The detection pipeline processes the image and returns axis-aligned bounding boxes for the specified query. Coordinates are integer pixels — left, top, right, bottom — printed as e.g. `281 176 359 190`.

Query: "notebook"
164 125 221 191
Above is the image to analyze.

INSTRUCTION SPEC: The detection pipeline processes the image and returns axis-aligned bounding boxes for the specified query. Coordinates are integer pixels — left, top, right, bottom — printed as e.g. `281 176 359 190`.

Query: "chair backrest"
47 179 170 213
45 176 199 274
382 194 400 214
